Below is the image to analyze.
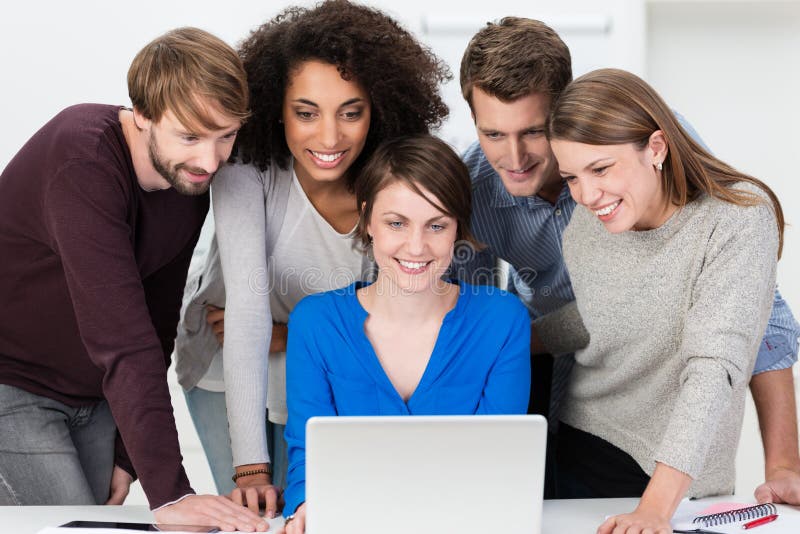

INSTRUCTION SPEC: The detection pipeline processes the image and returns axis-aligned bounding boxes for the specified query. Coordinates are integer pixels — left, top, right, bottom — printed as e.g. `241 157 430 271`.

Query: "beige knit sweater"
556 183 778 497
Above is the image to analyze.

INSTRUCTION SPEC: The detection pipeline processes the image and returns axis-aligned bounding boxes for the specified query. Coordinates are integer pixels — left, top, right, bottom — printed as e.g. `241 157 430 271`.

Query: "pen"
742 514 778 529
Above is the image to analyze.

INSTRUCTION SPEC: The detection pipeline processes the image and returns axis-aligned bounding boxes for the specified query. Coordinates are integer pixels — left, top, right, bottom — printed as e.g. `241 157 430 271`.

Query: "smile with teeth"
594 200 621 217
397 259 430 272
507 163 535 175
310 150 344 162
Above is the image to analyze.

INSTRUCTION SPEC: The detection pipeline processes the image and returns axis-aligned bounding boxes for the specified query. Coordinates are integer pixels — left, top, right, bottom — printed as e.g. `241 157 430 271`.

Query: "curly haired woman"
173 0 450 519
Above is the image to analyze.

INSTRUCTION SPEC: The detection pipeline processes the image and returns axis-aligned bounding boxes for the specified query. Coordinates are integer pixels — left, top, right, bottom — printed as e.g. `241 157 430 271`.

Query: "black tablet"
60 521 219 532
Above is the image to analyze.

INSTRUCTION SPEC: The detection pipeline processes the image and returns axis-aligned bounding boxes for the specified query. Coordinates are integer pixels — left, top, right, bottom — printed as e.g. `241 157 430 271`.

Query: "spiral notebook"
673 502 777 531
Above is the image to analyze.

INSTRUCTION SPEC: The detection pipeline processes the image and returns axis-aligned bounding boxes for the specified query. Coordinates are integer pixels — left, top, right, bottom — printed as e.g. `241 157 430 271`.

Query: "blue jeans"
184 387 287 494
0 384 116 505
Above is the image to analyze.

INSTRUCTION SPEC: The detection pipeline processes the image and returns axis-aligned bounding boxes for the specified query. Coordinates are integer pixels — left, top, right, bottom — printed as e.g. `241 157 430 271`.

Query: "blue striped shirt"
458 140 799 375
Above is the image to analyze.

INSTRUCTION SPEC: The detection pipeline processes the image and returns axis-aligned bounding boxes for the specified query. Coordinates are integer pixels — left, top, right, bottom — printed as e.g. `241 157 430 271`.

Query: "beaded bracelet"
231 465 272 482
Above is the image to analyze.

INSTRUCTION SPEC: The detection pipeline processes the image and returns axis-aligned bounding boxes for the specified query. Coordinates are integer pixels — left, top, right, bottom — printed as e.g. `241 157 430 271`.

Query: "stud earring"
655 161 663 171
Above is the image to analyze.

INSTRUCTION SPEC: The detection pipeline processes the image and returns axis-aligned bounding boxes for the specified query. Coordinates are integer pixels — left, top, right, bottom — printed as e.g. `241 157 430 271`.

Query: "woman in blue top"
281 135 531 532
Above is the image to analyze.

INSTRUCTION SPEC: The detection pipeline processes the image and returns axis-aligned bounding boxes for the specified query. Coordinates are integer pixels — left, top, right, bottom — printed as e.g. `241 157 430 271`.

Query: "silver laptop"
305 415 547 534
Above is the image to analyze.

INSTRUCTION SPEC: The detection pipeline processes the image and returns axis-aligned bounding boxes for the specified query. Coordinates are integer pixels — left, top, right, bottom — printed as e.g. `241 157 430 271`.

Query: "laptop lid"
306 415 547 534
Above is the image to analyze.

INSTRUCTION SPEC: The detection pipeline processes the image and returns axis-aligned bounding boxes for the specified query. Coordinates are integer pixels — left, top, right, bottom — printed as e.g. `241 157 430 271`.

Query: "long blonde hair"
547 68 784 257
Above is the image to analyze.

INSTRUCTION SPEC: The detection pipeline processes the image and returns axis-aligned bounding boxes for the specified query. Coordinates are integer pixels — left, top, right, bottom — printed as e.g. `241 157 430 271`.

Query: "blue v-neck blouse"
282 280 531 515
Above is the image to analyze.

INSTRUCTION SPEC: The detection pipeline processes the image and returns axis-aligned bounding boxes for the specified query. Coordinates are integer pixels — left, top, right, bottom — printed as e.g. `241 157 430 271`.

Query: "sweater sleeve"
653 199 779 478
283 297 338 516
477 296 531 414
533 300 590 356
212 163 271 467
44 161 193 509
114 236 200 480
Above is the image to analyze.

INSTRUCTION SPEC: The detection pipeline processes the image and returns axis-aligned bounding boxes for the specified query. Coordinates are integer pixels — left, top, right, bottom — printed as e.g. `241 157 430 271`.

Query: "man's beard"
148 133 214 196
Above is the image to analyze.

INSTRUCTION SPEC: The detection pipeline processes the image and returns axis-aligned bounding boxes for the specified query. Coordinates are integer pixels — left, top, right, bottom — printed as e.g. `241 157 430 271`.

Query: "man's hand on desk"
755 466 800 505
280 503 306 534
155 494 269 532
105 465 133 505
749 367 800 506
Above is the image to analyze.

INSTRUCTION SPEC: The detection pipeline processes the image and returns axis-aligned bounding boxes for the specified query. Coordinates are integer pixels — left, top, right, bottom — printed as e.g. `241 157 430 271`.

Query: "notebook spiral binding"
693 503 778 527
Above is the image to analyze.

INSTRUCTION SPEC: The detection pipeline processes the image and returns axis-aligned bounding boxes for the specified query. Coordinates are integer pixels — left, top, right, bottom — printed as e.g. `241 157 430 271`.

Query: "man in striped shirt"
455 16 800 504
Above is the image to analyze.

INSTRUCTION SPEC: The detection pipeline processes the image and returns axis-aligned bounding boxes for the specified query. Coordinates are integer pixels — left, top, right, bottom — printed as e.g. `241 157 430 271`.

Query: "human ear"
647 130 668 167
131 107 153 132
361 202 373 239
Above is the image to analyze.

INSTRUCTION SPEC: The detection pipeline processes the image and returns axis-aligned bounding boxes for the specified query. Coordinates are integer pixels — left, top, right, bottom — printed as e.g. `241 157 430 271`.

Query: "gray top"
176 159 369 466
185 171 364 421
175 161 293 466
558 183 778 497
226 170 364 425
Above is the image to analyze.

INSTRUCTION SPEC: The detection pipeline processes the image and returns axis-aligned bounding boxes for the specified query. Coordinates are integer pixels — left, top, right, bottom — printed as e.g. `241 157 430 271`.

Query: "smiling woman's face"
282 60 371 187
367 181 457 294
551 134 674 233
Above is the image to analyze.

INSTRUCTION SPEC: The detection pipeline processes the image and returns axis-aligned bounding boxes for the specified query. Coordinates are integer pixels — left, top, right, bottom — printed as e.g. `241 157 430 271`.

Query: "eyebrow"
291 97 366 108
381 211 449 223
559 157 615 176
476 123 544 134
175 124 240 138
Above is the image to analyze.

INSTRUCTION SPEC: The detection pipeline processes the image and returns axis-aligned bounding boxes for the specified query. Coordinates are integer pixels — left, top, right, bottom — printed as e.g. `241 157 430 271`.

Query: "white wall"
0 0 270 169
647 0 800 313
0 0 641 166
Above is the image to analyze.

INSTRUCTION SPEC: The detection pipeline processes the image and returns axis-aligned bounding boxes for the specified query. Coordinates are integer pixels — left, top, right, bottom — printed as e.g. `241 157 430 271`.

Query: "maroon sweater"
0 104 207 508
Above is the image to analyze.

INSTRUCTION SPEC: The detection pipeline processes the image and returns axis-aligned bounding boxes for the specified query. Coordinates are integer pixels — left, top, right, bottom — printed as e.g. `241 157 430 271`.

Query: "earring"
366 236 374 262
655 161 663 171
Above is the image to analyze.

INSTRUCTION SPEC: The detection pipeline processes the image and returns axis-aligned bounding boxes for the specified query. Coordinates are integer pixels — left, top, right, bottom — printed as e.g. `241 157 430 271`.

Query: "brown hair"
235 0 450 188
128 27 250 132
460 17 572 109
547 68 784 257
355 135 479 249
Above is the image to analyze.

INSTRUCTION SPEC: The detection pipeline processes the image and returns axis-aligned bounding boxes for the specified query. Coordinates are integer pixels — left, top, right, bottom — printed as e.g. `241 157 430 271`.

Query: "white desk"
542 497 800 532
1 506 283 534
3 497 799 533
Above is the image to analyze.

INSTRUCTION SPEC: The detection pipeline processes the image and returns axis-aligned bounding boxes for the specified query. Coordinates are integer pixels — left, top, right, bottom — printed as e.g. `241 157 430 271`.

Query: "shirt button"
555 208 562 216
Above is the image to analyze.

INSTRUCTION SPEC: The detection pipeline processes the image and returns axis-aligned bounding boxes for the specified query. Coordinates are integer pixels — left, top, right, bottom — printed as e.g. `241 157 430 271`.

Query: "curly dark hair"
233 0 451 188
